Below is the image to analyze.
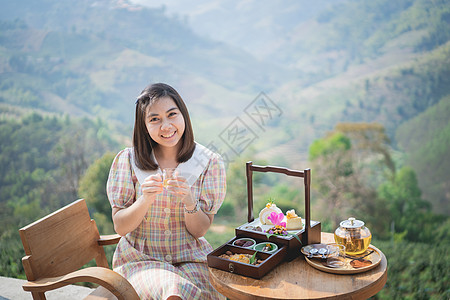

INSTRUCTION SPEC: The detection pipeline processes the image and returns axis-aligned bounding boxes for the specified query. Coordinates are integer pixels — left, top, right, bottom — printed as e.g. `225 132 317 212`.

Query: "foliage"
0 112 119 279
309 132 351 161
307 121 449 298
78 151 117 234
0 2 449 300
217 150 309 224
283 0 450 76
216 151 266 223
267 184 304 215
216 156 247 222
0 228 25 279
0 0 274 128
340 42 450 140
316 0 415 60
374 239 450 300
204 224 237 250
309 123 394 234
396 97 450 215
377 166 444 243
309 122 449 246
363 0 450 53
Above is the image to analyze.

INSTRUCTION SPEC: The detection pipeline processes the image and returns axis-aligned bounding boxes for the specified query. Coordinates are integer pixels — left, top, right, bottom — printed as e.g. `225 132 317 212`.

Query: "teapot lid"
340 217 364 229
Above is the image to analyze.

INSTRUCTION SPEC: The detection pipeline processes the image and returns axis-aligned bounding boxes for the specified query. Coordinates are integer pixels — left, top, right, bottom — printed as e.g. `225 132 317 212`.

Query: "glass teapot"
334 217 372 255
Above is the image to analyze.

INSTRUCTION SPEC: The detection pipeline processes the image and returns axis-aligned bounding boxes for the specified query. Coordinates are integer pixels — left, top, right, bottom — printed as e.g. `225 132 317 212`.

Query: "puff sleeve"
198 153 226 214
106 148 136 209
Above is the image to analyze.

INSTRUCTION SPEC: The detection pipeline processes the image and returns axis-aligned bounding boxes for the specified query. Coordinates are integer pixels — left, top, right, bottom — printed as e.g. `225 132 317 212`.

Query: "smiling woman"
145 97 186 156
106 83 227 300
133 83 196 171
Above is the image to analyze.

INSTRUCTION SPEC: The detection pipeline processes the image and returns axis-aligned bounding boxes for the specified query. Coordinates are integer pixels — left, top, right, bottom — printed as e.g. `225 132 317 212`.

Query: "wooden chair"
19 199 139 300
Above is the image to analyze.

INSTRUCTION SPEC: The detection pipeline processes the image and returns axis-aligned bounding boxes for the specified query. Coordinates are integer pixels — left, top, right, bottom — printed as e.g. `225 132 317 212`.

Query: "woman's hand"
166 174 196 208
166 173 213 238
112 173 163 236
141 173 164 203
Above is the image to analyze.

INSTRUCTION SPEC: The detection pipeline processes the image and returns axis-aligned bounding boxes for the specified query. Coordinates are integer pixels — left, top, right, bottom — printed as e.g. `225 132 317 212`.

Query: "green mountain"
0 0 449 213
0 0 293 139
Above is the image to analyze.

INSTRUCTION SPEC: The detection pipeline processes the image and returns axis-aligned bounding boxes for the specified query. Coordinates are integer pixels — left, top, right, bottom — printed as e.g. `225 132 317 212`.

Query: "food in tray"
259 199 283 225
233 238 256 248
286 209 303 230
219 250 265 265
350 258 372 268
254 242 278 253
242 225 263 232
263 244 272 251
266 225 288 236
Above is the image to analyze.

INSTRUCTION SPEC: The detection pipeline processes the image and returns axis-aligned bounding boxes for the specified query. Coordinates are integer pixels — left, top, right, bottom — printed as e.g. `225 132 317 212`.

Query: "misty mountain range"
0 0 449 213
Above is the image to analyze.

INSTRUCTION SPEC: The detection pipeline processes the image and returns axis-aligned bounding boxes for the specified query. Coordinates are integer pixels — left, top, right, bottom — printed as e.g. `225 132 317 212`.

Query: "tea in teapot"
334 217 371 256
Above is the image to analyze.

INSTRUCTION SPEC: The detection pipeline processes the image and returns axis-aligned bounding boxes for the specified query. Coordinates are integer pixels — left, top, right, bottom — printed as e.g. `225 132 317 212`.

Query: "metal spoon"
349 250 375 262
318 248 328 259
308 248 318 258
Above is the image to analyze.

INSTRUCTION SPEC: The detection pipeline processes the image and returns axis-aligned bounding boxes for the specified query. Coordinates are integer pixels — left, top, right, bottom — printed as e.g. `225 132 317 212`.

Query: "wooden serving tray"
207 237 287 279
236 218 321 261
208 162 321 278
239 162 321 260
303 245 382 274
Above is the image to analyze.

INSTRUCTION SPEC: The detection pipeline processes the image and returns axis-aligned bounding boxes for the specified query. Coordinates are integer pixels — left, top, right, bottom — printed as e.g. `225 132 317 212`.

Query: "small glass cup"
326 244 346 268
162 168 177 189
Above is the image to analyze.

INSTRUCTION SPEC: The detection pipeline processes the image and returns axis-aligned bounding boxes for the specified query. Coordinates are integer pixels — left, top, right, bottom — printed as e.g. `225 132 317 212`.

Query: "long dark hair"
133 83 195 170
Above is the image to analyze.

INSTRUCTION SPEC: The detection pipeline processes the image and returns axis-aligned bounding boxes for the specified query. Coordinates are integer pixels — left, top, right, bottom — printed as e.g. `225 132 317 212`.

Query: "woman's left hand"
166 175 196 208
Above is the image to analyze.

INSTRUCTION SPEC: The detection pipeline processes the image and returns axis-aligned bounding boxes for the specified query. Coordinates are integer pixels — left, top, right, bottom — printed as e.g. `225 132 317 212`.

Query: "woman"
106 83 226 299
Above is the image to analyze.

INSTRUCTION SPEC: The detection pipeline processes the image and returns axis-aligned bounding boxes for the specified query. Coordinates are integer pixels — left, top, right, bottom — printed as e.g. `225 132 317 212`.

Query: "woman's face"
145 96 186 151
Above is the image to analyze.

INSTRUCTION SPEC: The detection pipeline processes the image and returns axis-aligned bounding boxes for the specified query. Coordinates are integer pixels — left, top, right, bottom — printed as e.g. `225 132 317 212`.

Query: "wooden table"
209 232 387 300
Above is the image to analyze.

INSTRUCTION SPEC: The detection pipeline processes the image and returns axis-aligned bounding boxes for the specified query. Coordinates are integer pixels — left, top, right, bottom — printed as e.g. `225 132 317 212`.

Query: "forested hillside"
0 0 289 129
396 97 450 214
266 0 450 213
0 0 449 298
0 113 120 276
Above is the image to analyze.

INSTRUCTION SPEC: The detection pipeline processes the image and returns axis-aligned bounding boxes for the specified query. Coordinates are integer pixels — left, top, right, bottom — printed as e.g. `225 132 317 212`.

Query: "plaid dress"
106 145 226 300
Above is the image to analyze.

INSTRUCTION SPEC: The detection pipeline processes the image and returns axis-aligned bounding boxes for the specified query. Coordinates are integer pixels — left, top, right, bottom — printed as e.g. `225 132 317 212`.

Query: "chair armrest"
22 266 139 300
98 234 121 246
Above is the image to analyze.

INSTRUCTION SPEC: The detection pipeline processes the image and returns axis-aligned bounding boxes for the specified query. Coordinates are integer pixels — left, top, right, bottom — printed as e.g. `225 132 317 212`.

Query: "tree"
78 152 116 234
309 132 353 228
309 123 394 235
378 166 435 243
52 117 116 205
0 113 120 278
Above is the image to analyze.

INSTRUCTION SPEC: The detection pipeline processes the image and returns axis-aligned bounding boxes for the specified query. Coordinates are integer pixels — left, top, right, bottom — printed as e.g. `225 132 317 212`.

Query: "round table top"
209 232 388 300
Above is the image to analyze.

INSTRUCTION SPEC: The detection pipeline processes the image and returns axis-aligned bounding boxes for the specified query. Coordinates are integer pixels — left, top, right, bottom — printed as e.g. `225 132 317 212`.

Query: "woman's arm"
166 177 214 238
112 174 163 236
167 155 226 238
183 195 214 238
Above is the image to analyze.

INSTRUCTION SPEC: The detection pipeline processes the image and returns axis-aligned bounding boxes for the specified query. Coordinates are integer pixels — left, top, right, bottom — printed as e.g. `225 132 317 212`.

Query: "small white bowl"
232 238 256 248
253 242 278 253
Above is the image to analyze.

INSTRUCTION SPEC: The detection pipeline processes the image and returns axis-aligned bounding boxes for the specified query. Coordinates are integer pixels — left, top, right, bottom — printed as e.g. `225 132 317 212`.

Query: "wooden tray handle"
246 161 311 240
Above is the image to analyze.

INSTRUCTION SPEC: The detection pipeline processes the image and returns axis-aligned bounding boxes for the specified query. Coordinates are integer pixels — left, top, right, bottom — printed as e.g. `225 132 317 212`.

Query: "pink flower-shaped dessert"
267 212 286 228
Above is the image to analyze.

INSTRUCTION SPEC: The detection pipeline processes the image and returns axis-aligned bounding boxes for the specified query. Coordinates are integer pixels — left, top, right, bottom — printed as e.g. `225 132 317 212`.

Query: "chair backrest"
19 199 109 281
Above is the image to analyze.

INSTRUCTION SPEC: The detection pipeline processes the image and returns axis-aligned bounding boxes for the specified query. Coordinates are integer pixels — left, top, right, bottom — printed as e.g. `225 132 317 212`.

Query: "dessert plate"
302 244 382 274
237 218 307 236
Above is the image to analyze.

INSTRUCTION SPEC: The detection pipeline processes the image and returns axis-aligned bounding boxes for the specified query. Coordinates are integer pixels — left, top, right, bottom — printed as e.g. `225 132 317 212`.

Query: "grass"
205 220 240 249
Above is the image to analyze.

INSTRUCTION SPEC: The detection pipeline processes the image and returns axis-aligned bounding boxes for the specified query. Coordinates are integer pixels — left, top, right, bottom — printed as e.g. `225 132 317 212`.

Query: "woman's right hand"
141 173 163 203
112 173 163 236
